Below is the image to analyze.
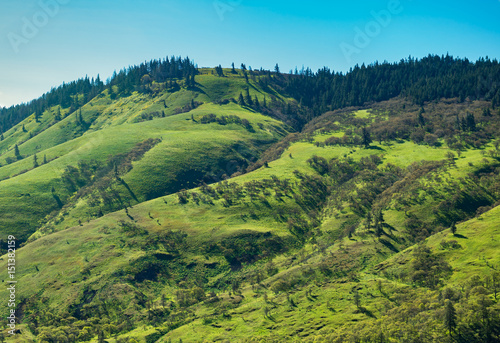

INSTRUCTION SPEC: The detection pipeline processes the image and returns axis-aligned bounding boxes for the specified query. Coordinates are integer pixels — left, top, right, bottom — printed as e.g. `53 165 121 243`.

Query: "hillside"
0 56 499 342
0 67 292 243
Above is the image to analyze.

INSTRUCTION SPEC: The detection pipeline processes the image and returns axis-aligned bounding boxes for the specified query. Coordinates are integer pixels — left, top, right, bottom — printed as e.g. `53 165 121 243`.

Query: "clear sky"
1 0 499 107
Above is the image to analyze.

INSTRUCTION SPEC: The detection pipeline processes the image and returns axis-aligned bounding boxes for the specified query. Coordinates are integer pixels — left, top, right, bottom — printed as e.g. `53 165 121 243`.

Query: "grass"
0 76 290 242
0 85 498 342
2 129 497 341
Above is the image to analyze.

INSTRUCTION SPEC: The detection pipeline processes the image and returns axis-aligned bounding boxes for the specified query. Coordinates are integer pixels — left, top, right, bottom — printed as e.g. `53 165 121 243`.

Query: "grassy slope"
1 102 498 342
0 74 290 242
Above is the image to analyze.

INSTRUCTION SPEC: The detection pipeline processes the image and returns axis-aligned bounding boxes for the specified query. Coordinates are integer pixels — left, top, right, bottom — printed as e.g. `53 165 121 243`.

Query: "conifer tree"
353 289 361 308
450 222 457 235
14 144 21 160
254 96 260 109
418 111 426 126
76 109 83 125
215 65 224 77
238 93 246 106
245 89 253 106
55 107 61 121
190 71 196 87
33 153 38 168
466 112 476 131
444 300 457 337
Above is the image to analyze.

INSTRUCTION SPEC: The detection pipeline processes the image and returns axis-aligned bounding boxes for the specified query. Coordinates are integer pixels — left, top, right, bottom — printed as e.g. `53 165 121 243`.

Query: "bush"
410 245 452 289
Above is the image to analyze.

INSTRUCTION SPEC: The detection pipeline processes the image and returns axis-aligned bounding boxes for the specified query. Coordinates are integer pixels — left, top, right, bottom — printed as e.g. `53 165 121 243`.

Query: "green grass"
425 205 500 284
0 76 291 242
0 87 498 342
2 130 497 341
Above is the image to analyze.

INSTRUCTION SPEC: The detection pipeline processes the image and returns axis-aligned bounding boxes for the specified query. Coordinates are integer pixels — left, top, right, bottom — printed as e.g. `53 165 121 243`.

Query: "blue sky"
0 0 499 107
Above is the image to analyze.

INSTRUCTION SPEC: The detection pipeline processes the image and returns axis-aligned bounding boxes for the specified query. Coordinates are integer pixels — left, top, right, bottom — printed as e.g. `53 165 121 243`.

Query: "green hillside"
0 71 291 243
0 56 499 342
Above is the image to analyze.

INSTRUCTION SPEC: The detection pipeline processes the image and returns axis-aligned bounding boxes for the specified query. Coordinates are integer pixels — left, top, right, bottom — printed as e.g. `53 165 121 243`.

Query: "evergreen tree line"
0 56 197 134
2 54 499 135
268 55 500 128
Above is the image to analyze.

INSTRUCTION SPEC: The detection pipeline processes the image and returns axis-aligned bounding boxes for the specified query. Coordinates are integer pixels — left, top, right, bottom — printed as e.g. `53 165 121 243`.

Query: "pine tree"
254 96 260 109
353 289 361 308
444 300 457 337
377 211 385 224
215 65 224 77
231 62 236 74
460 116 467 131
190 71 196 87
76 109 83 125
109 85 116 99
43 154 47 164
245 89 253 106
466 112 476 131
33 154 38 168
418 111 426 126
55 107 61 121
450 222 457 235
238 93 246 106
14 144 21 160
374 211 385 237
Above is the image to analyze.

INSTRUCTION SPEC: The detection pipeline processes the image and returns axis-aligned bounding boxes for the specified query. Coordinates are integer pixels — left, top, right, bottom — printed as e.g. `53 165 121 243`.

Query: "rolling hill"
0 55 499 342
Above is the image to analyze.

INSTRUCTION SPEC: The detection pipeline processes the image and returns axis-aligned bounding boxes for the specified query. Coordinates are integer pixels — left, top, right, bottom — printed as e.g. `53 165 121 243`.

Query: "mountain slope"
1 96 499 342
0 72 292 243
0 57 499 342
